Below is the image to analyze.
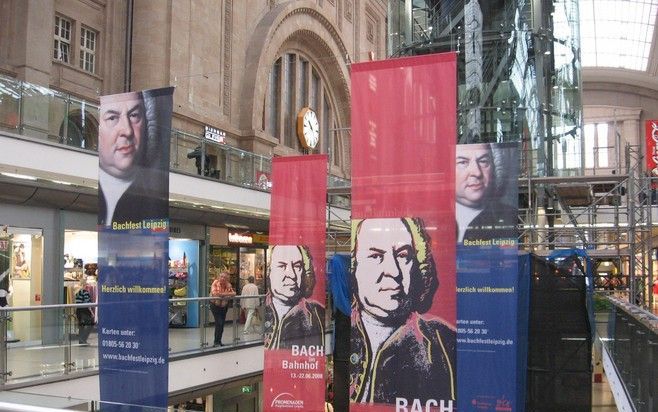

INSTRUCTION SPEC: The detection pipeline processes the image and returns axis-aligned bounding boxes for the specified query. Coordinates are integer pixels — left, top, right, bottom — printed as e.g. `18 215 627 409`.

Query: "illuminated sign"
228 232 253 244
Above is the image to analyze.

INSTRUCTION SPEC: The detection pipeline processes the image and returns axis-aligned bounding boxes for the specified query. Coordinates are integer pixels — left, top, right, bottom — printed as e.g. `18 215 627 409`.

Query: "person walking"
240 276 259 334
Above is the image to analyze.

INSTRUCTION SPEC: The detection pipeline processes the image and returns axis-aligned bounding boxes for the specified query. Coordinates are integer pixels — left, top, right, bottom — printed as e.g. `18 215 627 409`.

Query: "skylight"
580 0 658 71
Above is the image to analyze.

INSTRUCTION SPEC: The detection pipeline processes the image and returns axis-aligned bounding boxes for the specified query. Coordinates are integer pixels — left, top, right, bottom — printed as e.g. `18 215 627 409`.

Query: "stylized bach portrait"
98 91 167 226
350 218 455 404
264 245 324 349
455 143 517 243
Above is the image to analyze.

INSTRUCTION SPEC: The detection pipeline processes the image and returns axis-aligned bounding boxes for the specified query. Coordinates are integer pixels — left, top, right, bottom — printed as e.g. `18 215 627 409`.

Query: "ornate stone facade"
0 0 387 179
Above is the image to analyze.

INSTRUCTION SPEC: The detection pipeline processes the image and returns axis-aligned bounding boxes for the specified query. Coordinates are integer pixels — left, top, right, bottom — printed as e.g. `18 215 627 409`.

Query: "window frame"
79 25 98 74
265 51 341 167
54 15 72 64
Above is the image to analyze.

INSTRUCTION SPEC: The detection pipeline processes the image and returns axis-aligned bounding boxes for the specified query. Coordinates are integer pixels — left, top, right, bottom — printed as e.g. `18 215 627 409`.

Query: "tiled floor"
593 374 619 411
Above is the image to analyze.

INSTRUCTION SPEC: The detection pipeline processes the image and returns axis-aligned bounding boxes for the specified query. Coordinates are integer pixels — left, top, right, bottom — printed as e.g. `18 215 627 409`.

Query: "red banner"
350 54 457 411
264 155 327 412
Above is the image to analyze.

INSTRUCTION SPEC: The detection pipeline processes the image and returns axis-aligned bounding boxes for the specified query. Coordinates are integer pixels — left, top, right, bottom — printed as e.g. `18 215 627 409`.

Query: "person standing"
75 280 93 345
240 276 260 334
209 272 235 346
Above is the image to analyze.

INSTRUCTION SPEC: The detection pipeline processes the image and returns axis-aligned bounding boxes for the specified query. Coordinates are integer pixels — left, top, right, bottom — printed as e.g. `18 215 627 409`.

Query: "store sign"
204 126 226 144
228 232 253 244
256 171 272 190
646 121 658 189
252 233 269 244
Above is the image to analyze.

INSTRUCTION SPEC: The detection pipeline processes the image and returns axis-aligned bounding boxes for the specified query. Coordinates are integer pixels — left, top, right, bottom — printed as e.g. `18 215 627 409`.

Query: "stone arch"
240 2 351 141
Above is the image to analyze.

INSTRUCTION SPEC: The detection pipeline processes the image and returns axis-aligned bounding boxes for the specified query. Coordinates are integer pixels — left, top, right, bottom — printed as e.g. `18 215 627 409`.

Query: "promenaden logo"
271 392 304 409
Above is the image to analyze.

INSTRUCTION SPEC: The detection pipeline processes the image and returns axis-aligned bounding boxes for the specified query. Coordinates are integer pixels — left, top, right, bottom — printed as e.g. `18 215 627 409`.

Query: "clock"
296 107 320 149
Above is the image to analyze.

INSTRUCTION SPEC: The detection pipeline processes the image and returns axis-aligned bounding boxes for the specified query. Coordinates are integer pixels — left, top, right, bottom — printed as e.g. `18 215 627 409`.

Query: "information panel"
350 53 457 412
97 87 173 410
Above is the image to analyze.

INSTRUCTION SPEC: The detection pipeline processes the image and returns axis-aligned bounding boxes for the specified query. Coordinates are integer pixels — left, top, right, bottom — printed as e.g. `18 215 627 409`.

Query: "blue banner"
456 143 519 412
98 87 173 410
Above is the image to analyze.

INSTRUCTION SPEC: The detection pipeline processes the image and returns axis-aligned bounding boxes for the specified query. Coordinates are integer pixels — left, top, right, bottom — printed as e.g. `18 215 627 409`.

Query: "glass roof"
580 0 658 71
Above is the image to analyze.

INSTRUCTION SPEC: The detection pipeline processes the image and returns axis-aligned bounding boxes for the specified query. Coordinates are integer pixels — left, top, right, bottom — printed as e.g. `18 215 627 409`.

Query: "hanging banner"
350 54 457 412
456 142 519 411
264 155 327 412
97 87 173 410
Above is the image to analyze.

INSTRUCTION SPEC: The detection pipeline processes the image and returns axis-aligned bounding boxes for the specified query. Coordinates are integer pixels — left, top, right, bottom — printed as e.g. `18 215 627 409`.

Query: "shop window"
1 227 44 343
79 26 97 74
54 15 72 63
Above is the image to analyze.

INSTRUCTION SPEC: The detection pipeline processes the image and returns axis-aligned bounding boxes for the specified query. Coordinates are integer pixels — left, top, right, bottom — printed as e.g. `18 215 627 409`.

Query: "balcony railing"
0 75 351 200
0 295 272 387
602 296 658 411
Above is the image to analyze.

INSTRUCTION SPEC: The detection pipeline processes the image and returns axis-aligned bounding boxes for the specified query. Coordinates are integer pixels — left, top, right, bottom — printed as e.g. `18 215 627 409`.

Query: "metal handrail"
0 403 71 412
0 294 268 312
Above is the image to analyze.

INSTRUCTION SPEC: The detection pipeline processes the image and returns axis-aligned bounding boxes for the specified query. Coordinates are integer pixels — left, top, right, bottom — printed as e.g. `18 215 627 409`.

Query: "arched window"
59 109 99 151
264 52 341 165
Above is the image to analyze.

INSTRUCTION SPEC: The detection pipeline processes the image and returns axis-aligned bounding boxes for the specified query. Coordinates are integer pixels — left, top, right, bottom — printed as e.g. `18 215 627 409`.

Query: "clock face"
302 109 320 149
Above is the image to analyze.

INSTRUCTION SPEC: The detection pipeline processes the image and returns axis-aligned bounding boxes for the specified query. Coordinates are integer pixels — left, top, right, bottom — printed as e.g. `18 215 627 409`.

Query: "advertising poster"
350 54 457 412
264 155 327 412
97 87 173 410
456 142 519 411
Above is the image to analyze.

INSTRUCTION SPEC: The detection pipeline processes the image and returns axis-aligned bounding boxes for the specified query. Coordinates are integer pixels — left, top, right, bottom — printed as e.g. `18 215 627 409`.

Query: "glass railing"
603 296 657 411
0 74 352 201
0 295 268 387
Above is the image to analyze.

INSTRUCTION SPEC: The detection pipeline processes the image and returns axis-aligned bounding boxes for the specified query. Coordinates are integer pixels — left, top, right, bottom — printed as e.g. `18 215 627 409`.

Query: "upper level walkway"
0 296 334 406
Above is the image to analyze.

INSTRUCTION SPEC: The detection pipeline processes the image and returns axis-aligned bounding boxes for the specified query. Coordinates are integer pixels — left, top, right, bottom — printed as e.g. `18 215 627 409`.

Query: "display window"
238 247 266 293
169 239 200 328
63 230 98 301
208 246 266 295
64 230 99 343
1 226 44 344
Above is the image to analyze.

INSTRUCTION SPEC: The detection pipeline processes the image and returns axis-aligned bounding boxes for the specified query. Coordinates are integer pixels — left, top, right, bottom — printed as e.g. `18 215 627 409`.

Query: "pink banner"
350 54 457 411
264 155 327 412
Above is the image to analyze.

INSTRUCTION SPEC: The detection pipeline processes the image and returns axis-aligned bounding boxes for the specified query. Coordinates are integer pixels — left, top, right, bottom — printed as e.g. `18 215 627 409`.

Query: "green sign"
241 385 253 394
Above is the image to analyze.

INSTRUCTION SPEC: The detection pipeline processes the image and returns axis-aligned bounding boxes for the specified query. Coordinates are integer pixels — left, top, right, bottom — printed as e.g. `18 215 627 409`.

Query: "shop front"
0 226 44 344
63 221 206 329
208 229 268 295
168 222 205 328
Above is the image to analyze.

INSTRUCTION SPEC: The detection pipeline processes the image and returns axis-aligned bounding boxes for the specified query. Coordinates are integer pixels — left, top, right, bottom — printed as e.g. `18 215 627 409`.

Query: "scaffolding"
326 141 656 309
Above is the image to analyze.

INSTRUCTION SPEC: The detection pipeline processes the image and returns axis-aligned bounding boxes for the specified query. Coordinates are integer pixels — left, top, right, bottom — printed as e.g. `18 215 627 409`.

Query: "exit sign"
241 385 253 393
